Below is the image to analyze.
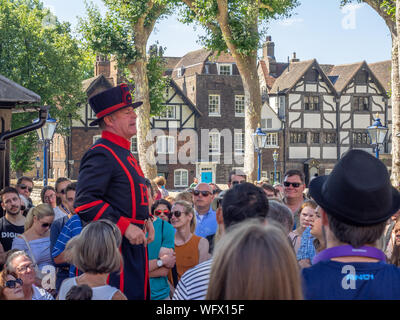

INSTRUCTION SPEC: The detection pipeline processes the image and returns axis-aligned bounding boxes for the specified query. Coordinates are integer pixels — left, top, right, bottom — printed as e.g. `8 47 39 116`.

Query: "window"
324 132 337 144
304 96 319 111
234 132 244 154
290 132 307 144
93 135 101 144
353 96 369 111
156 136 175 154
218 64 232 75
174 169 188 187
209 95 220 116
353 131 370 145
131 136 138 153
310 132 320 144
261 118 273 129
266 133 278 147
158 106 175 119
209 132 220 154
235 95 245 116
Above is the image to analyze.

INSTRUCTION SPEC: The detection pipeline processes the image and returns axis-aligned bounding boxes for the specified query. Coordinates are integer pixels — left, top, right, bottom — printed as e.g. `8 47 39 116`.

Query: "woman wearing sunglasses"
12 203 55 287
148 199 176 300
0 270 24 300
168 200 210 284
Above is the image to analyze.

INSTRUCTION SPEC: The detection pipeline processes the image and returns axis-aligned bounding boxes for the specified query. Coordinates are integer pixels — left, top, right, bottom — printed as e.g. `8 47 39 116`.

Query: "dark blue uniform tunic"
75 130 150 300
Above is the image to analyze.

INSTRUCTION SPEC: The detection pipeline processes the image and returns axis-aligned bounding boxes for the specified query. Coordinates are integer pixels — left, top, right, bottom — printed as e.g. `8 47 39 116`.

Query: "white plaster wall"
340 113 352 129
310 147 321 159
339 132 350 145
323 147 337 159
356 85 367 93
289 94 302 110
340 96 352 111
371 96 385 113
353 114 371 129
288 112 302 128
305 84 317 92
261 104 281 129
289 147 307 159
304 114 321 128
322 113 336 129
340 146 349 158
322 96 336 111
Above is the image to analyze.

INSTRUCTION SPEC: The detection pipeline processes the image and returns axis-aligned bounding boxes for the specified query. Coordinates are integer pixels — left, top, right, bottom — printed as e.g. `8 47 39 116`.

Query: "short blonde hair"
153 176 166 187
174 192 193 205
174 200 196 233
25 203 54 231
206 220 303 300
66 220 122 274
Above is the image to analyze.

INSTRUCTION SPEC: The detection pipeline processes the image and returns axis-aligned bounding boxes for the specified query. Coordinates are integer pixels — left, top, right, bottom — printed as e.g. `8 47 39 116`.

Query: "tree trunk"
392 5 400 187
128 28 157 180
216 0 262 182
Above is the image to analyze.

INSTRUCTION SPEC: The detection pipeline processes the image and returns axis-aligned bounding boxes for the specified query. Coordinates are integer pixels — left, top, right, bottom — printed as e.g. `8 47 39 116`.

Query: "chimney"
290 52 300 63
95 55 110 78
262 36 275 61
263 36 276 75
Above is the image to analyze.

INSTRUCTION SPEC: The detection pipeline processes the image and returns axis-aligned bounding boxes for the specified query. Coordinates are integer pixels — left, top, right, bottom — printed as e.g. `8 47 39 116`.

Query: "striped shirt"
172 259 212 300
51 214 83 277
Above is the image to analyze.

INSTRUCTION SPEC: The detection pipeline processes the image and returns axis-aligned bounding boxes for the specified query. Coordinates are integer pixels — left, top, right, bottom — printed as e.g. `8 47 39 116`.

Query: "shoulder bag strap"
20 234 37 266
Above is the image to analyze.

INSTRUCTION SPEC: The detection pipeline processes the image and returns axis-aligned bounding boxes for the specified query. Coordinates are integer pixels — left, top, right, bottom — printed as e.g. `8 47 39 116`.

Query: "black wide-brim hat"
309 149 400 226
88 83 143 126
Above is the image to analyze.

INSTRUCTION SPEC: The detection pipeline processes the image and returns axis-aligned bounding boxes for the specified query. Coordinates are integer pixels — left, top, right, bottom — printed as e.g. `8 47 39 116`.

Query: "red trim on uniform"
75 200 103 213
93 144 137 222
96 102 127 119
116 216 131 235
93 203 110 221
102 130 130 150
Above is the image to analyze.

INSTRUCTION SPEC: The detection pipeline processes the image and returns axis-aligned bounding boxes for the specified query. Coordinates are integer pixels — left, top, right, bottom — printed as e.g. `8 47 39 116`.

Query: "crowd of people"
1 84 400 301
0 149 399 300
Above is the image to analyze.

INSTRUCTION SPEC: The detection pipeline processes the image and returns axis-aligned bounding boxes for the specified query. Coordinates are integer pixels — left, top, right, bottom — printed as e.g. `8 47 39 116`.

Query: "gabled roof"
208 51 236 63
163 57 182 71
327 61 364 93
270 59 315 94
168 79 202 117
172 49 212 78
0 75 40 105
369 60 391 92
259 60 288 90
82 74 113 95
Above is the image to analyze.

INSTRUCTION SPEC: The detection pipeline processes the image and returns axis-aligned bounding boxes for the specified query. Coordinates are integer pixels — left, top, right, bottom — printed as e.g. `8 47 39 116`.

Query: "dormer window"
218 64 232 75
177 66 185 77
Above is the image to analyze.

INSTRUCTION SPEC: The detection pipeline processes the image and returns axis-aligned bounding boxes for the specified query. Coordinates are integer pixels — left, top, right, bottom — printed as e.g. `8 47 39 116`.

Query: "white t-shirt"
58 277 119 300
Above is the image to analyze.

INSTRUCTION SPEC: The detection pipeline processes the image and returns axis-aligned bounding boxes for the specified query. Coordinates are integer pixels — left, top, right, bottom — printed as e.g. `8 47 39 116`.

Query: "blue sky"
41 0 392 65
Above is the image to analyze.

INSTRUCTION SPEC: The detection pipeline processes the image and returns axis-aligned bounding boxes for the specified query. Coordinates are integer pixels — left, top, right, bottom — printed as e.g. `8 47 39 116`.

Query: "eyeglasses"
44 193 56 201
283 181 302 188
168 211 183 218
231 180 246 185
154 209 170 216
16 263 35 273
193 190 211 197
41 223 52 228
18 184 33 192
5 278 23 288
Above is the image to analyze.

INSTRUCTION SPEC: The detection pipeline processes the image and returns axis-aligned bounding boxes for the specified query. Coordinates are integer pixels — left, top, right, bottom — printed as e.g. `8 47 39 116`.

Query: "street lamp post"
35 156 41 180
252 126 268 181
366 114 388 159
32 113 58 187
272 149 279 184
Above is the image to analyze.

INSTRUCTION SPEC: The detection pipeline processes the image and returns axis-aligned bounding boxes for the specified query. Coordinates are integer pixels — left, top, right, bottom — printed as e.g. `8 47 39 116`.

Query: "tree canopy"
0 0 94 174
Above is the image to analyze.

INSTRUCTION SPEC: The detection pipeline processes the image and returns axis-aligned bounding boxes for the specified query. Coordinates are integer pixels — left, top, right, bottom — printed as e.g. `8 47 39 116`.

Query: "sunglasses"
41 223 52 228
168 211 183 218
232 180 246 185
283 181 302 188
5 278 23 289
154 209 170 216
18 184 33 192
193 190 211 197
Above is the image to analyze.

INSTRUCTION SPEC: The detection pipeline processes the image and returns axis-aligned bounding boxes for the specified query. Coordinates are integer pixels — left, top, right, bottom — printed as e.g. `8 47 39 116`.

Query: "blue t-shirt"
302 260 400 300
147 218 175 300
51 214 83 278
194 208 217 239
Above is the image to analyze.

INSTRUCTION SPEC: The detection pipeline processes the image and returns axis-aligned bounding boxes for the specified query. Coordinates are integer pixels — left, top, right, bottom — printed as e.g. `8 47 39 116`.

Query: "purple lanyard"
312 245 387 265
